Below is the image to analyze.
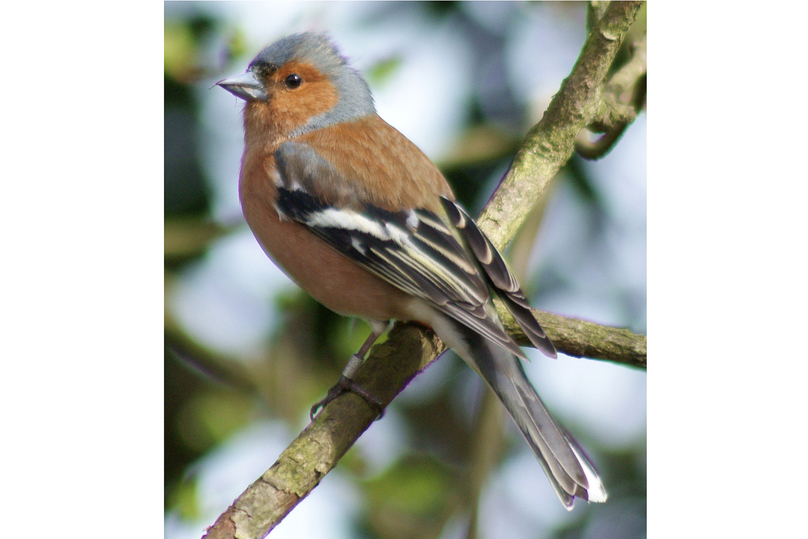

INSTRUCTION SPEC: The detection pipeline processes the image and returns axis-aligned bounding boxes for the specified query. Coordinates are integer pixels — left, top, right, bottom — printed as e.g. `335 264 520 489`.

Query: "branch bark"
203 2 645 537
477 0 644 247
575 32 647 159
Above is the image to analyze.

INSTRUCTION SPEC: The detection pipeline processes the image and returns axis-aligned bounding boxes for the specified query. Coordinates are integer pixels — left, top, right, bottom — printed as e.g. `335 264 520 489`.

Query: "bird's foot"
309 375 384 420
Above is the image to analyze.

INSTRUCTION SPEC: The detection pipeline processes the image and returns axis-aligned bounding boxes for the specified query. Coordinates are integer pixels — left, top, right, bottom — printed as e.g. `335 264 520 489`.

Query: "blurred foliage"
361 456 457 539
164 3 646 538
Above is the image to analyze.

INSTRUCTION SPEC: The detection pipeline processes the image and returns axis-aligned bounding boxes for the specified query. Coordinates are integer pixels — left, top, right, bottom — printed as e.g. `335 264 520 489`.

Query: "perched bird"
217 32 606 508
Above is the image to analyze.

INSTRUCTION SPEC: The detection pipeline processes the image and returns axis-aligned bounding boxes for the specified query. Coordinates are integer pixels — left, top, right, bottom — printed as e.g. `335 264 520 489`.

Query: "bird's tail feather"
440 318 607 509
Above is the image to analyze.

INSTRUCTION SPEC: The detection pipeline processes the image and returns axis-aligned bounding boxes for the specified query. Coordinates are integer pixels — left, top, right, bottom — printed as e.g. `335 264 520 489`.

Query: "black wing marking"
440 197 557 358
274 142 525 357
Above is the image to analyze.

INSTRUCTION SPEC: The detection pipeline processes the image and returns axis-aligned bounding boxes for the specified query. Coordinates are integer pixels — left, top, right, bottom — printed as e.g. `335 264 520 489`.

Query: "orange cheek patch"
278 63 339 121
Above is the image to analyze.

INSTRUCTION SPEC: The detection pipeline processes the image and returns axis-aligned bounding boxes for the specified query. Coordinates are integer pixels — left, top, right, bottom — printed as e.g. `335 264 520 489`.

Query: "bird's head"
217 32 375 139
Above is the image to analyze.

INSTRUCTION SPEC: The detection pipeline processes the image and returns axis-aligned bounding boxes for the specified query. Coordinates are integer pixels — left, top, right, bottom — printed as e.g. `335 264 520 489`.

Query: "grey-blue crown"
252 33 375 134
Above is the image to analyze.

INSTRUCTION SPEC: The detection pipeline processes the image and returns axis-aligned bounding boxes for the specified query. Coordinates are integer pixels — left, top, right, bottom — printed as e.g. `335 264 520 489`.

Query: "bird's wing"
439 198 557 358
273 141 525 358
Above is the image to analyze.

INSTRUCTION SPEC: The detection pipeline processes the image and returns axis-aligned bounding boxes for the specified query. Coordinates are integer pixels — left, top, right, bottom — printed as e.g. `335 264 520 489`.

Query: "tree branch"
514 310 646 369
576 32 647 159
203 2 646 537
477 0 644 246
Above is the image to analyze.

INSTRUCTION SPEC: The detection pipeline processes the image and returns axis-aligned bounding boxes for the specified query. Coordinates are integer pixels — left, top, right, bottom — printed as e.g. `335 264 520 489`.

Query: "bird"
217 32 606 509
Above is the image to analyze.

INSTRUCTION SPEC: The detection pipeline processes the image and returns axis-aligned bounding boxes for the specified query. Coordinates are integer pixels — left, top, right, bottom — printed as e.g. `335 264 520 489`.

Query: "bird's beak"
216 70 267 101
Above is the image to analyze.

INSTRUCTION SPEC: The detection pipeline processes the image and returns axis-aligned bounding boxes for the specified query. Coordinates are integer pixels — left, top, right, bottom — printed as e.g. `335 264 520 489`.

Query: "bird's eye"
285 74 302 89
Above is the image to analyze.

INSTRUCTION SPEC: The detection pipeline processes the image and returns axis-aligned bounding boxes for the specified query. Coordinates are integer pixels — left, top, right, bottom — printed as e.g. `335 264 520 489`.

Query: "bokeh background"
164 2 647 538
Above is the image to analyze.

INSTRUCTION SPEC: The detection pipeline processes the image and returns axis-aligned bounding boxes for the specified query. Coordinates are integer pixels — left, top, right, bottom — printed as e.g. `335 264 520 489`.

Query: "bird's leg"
310 322 388 420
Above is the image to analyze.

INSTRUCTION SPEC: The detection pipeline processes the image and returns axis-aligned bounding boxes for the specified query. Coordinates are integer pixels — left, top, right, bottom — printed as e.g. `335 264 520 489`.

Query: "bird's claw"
309 375 384 420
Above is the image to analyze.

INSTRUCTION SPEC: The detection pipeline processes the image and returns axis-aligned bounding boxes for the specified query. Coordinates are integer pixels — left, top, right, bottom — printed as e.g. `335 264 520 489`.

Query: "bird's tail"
438 318 607 509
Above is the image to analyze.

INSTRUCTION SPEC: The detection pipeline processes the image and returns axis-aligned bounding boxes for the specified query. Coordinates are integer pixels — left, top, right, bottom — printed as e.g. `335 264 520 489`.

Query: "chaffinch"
217 32 606 508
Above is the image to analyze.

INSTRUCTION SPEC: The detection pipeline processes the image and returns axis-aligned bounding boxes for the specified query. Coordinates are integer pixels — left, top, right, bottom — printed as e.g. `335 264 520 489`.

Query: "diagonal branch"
576 32 647 159
203 2 646 537
478 0 644 247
